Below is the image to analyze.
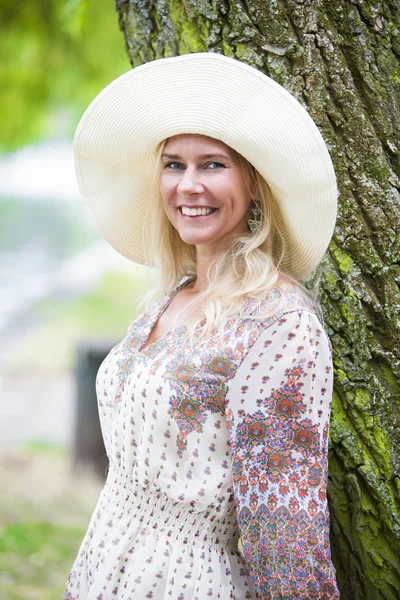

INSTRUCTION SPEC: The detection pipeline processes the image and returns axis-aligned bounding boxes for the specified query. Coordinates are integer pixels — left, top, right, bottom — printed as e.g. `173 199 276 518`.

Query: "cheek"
224 175 252 217
159 170 178 197
159 179 176 215
162 196 175 223
231 190 252 222
159 176 170 201
239 183 253 216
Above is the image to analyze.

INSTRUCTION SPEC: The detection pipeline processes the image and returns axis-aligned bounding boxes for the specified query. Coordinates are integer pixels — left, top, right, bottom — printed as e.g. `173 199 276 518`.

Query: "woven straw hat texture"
74 52 337 279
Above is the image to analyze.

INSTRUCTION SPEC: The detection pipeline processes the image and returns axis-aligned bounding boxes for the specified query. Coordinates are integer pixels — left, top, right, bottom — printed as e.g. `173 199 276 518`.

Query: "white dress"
65 277 339 599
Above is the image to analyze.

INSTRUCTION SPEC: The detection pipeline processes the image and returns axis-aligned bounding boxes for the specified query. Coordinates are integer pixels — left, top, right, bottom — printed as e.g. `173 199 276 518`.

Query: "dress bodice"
65 278 339 600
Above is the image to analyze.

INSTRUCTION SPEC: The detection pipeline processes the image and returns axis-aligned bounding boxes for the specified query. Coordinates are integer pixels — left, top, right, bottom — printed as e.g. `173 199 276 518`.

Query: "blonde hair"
143 139 319 339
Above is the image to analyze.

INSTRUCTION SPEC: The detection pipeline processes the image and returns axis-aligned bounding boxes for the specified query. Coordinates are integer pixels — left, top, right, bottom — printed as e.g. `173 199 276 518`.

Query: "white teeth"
181 206 214 216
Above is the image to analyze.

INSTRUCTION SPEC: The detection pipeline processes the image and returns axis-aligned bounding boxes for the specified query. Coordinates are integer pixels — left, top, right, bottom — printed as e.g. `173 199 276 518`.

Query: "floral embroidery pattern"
155 283 317 458
226 316 339 599
163 347 238 457
65 279 338 600
232 362 320 481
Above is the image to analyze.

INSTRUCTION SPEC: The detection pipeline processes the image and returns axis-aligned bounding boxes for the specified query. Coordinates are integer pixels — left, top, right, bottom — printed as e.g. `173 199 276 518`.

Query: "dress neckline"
137 277 314 354
138 275 198 352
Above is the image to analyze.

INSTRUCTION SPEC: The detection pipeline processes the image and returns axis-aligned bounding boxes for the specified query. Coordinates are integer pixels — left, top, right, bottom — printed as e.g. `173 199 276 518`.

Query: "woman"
66 53 339 599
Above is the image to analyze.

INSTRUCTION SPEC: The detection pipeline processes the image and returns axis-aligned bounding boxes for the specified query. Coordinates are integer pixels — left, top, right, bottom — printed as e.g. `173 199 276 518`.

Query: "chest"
103 310 259 419
99 325 245 459
143 289 203 349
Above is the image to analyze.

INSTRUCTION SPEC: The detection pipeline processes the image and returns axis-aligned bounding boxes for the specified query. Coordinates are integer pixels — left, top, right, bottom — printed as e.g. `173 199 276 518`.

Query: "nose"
177 167 204 195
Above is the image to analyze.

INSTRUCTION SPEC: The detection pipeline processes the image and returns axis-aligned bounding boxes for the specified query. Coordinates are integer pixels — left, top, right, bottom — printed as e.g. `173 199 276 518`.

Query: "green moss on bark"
115 0 400 597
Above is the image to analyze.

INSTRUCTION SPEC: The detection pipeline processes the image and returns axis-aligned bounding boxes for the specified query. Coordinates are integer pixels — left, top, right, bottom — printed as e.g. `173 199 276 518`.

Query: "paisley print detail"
65 278 338 599
162 346 239 457
151 282 318 458
238 505 338 599
226 314 339 599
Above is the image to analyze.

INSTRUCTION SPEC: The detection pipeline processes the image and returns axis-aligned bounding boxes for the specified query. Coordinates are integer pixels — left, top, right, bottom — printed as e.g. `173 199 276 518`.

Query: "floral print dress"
65 277 339 600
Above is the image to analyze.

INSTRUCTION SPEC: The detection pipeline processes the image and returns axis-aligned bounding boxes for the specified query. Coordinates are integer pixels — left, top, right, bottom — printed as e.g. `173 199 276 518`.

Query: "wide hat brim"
74 52 337 279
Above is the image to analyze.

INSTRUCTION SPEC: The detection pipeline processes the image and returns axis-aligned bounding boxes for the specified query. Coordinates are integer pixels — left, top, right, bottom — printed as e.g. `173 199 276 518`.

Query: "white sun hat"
74 52 337 279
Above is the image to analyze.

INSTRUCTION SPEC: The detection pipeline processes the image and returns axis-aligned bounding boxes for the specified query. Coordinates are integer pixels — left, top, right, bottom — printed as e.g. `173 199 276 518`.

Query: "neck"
189 244 219 294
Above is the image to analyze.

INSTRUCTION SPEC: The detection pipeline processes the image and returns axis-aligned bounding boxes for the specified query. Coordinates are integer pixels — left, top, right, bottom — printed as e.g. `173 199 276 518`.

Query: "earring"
248 199 261 233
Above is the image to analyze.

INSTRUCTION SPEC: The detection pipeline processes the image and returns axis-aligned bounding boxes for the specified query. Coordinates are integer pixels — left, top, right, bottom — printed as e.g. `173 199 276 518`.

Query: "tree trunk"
115 1 400 597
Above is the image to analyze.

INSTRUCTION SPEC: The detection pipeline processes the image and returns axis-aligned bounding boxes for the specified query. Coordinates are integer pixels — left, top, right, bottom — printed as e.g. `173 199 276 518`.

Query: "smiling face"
159 134 255 256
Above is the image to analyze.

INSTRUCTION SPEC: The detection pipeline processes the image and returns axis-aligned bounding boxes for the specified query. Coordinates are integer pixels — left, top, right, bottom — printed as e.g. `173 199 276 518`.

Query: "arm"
226 310 339 599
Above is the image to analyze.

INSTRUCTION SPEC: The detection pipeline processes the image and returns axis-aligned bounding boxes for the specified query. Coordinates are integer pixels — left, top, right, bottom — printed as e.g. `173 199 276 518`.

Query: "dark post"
73 340 114 479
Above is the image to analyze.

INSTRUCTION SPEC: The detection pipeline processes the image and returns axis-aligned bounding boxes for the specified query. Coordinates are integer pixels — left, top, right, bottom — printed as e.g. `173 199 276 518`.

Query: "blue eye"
164 162 185 170
207 161 226 169
162 160 226 170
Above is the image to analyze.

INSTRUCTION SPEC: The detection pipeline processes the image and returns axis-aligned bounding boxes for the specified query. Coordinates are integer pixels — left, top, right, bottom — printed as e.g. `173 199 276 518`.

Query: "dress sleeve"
225 309 339 599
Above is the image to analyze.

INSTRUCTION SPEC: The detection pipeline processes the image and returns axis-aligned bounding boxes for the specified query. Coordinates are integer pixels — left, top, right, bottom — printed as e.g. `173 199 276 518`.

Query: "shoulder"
246 279 318 323
243 280 331 348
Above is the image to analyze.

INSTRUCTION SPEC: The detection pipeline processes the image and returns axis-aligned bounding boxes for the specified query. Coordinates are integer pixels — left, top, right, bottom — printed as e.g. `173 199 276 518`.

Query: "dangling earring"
248 199 261 233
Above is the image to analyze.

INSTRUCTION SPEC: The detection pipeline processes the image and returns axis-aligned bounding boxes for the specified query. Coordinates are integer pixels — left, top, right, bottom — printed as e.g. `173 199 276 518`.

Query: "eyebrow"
161 153 231 160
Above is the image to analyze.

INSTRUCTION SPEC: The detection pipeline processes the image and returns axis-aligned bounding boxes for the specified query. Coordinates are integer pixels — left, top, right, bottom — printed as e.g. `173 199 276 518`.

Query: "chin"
178 232 219 246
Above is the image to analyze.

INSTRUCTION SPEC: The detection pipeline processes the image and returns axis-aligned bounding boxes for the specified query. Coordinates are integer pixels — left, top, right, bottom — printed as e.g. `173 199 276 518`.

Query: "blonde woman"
66 53 339 599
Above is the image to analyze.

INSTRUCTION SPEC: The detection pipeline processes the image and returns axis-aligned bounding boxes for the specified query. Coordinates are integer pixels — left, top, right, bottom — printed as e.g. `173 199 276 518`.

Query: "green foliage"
0 521 84 599
0 0 129 151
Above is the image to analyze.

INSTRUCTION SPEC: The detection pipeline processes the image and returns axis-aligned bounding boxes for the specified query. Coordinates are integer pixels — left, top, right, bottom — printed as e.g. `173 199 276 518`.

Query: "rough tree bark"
114 1 400 598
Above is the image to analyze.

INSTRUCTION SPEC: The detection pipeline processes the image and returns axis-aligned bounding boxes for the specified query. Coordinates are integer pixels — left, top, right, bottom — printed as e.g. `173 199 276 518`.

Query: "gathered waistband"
102 466 240 551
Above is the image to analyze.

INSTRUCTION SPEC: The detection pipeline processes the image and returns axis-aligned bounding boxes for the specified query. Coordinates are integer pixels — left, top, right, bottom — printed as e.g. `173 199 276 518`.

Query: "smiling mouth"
179 207 218 217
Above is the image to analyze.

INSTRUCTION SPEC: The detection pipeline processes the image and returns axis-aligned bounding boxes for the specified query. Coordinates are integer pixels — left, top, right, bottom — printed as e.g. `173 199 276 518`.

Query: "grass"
0 521 85 600
0 445 102 600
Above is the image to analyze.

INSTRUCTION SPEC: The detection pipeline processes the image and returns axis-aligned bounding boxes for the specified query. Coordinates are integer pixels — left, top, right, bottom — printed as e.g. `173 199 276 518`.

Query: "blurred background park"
0 2 151 597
